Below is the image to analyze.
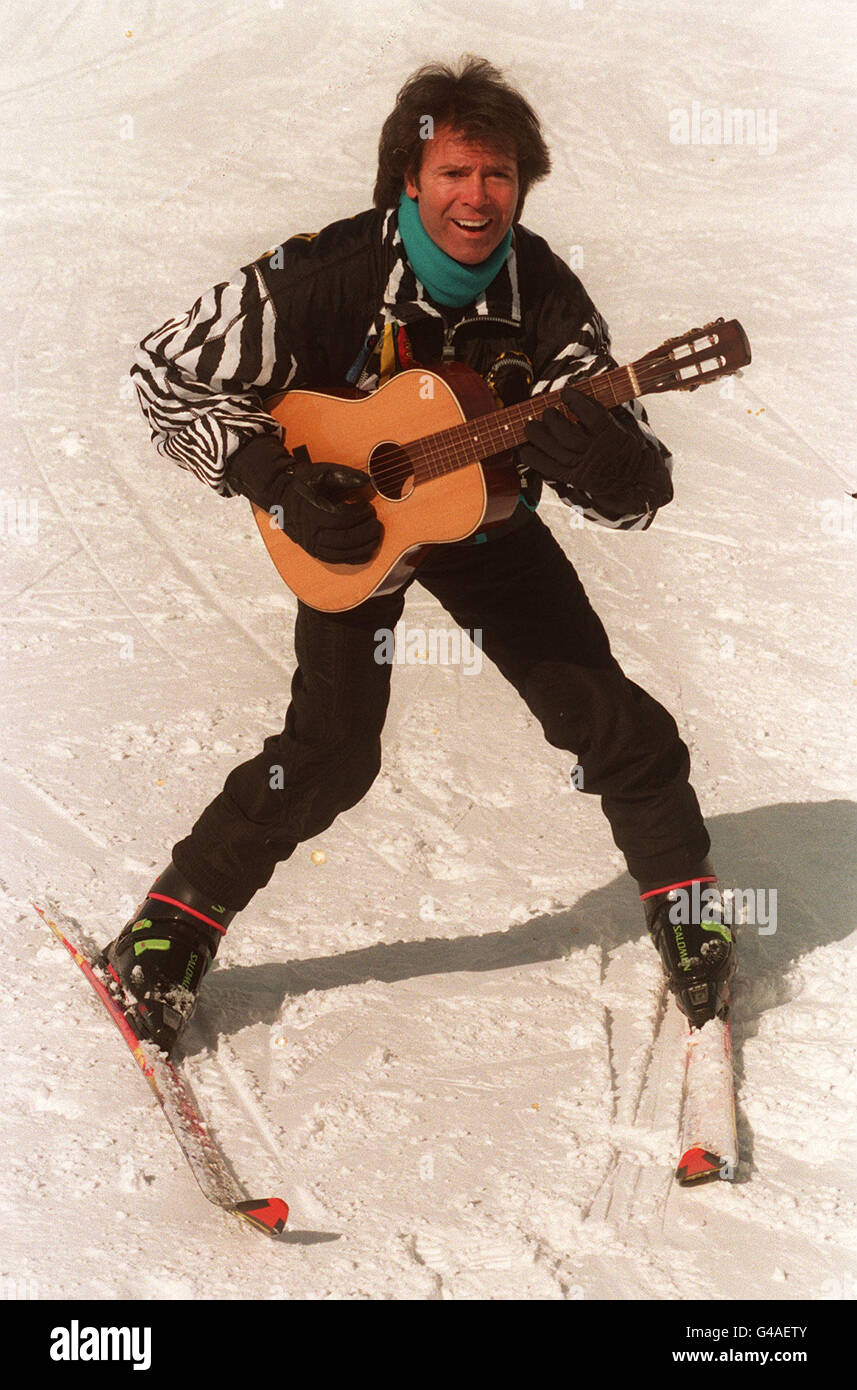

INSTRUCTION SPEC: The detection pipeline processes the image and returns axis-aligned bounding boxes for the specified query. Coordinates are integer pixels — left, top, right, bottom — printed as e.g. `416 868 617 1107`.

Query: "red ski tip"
676 1146 724 1185
231 1197 290 1236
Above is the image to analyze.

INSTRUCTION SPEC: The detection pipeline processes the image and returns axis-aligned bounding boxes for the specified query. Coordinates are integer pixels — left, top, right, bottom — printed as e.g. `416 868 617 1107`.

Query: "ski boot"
96 864 236 1055
641 866 735 1028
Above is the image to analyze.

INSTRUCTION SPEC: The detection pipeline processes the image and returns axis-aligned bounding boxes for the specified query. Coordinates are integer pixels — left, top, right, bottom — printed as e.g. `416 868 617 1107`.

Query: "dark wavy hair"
373 57 551 221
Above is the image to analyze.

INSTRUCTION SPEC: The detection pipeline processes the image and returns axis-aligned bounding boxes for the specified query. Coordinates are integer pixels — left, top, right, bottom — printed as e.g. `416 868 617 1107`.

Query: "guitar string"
393 351 729 481
363 349 734 493
367 371 631 490
368 360 728 491
366 378 674 491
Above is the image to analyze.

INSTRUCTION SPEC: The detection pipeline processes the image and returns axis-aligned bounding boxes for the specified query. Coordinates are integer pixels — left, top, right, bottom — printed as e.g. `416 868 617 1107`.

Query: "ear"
403 167 420 200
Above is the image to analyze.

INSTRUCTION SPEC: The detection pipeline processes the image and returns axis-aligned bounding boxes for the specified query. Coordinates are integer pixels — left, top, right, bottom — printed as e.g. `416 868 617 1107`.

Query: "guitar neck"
414 361 639 480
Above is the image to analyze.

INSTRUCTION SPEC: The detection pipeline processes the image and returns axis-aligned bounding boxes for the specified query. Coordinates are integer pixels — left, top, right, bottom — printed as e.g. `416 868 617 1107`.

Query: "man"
104 58 733 1055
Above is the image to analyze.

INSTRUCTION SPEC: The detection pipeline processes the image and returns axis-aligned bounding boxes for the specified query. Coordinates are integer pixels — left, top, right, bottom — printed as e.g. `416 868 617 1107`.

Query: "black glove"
228 434 382 564
519 384 673 517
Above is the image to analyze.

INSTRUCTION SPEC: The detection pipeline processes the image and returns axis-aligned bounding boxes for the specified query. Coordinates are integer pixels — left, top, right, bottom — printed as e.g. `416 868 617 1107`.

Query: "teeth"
454 219 489 229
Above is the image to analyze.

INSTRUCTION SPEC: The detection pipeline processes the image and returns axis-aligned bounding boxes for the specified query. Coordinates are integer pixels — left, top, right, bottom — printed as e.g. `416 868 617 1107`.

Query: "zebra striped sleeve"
532 310 673 531
130 263 297 494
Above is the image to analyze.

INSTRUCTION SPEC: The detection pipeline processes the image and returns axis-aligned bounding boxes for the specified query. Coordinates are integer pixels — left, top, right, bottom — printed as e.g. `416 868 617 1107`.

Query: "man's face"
404 124 520 265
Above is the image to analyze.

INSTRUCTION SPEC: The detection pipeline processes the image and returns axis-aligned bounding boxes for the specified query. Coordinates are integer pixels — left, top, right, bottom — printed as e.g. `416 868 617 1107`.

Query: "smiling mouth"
451 218 491 232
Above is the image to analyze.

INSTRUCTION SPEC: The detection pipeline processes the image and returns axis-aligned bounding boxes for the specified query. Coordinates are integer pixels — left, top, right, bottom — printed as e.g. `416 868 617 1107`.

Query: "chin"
452 248 489 265
447 238 501 265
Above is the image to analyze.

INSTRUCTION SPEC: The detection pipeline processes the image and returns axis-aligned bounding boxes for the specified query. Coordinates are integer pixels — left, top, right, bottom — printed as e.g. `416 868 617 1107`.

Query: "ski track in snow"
1 0 856 1302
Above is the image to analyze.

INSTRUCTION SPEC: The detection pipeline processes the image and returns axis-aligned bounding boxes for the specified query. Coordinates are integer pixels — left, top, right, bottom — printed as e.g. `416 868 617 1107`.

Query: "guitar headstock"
633 318 751 393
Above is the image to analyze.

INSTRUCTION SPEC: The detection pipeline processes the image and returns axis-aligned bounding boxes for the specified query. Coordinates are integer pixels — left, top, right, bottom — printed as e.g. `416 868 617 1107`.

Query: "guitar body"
252 362 520 612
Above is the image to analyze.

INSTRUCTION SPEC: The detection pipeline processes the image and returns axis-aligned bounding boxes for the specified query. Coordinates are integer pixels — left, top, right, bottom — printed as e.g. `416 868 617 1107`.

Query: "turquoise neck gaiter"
397 190 512 308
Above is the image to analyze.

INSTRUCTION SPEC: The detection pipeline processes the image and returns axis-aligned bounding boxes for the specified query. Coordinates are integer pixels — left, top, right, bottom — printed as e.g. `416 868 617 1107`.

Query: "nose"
459 172 492 209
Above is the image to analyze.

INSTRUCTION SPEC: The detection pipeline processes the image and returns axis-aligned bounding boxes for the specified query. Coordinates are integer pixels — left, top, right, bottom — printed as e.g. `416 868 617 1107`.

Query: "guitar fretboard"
419 367 638 480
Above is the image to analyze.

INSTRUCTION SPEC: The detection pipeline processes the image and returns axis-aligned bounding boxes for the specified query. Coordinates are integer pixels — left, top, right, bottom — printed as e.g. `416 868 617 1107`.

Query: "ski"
675 986 738 1184
34 903 289 1237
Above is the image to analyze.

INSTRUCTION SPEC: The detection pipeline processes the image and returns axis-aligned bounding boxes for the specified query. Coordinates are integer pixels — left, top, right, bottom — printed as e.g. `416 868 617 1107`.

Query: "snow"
1 0 856 1305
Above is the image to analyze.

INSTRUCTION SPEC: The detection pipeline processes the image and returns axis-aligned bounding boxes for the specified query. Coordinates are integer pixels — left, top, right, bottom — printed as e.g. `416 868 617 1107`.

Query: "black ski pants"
172 514 710 910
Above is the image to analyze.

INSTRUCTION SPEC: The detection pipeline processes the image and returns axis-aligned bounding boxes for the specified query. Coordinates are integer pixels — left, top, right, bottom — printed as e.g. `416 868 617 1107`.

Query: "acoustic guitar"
252 317 750 612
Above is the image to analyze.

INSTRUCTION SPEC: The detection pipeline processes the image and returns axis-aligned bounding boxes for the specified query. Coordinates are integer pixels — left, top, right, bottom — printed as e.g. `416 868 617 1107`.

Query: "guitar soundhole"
368 441 416 501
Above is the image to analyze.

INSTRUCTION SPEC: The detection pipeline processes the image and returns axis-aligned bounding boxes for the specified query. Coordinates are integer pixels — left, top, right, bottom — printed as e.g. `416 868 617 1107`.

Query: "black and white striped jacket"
131 205 672 530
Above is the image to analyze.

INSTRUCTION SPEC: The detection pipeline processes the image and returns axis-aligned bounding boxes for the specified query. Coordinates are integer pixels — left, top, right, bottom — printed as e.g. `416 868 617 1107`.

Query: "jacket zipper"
441 314 521 361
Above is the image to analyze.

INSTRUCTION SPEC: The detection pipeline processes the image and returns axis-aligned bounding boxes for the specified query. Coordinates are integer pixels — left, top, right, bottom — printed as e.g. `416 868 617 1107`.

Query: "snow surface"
1 0 856 1303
